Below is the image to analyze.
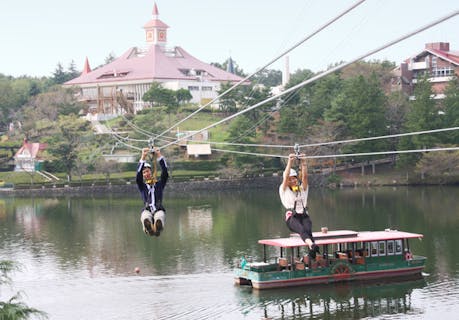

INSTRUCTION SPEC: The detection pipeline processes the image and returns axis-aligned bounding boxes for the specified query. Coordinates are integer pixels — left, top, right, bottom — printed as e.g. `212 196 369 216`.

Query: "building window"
202 86 213 91
431 67 454 77
188 86 199 91
432 56 437 68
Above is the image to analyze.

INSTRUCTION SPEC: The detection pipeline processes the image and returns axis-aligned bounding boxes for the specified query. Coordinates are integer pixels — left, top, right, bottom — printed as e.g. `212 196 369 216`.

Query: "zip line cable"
159 9 459 151
198 126 459 149
108 0 366 146
151 0 367 141
108 116 459 155
211 146 459 160
298 126 459 148
301 147 459 160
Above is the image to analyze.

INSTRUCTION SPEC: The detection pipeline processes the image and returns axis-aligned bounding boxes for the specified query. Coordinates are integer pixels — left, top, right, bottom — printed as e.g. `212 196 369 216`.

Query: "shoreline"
2 173 454 197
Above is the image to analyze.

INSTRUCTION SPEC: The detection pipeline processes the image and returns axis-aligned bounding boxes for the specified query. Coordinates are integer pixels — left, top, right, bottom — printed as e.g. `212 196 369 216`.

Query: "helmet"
143 163 151 169
289 168 297 177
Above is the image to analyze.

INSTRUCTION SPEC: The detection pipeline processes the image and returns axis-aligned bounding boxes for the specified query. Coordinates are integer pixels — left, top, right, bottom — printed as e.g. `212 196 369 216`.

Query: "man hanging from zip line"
279 153 320 259
136 146 169 237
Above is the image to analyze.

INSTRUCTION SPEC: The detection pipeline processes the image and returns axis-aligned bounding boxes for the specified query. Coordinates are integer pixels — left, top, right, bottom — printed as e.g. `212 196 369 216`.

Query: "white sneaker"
153 210 166 233
140 210 154 235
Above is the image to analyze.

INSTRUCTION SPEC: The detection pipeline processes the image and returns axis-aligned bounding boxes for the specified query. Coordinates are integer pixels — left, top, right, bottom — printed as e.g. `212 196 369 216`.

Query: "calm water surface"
1 186 458 319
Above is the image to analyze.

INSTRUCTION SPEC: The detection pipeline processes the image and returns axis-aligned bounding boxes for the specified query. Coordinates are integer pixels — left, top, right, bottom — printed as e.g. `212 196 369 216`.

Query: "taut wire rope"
159 9 459 151
151 0 367 141
210 146 459 160
194 126 459 149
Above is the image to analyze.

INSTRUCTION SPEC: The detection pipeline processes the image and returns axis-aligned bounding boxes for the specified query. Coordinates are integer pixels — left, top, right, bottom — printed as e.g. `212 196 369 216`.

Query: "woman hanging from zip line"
136 146 169 237
279 152 320 259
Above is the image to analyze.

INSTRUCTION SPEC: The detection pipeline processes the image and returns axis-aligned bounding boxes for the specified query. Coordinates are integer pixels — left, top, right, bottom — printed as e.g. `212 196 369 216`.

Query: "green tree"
325 73 388 155
51 62 80 84
46 114 91 181
211 58 246 77
386 91 410 161
1 260 47 319
252 69 282 87
143 82 178 109
442 78 459 143
0 76 46 132
143 82 179 127
176 88 192 105
17 87 83 140
307 72 342 127
217 82 239 114
397 77 442 166
51 62 67 84
415 150 459 184
278 69 315 135
225 116 257 167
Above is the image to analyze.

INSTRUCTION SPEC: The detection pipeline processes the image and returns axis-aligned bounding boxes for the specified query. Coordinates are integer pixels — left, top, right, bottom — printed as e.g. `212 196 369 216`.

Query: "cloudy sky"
1 0 458 77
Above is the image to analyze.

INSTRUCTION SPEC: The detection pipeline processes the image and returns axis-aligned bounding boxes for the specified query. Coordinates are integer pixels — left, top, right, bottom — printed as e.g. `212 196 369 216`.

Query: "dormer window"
97 70 130 79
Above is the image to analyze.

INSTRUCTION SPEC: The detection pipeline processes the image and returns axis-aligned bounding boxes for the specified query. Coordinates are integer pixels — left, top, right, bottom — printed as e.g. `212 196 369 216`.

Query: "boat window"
371 241 378 256
379 241 386 256
395 239 403 255
364 242 370 256
387 240 395 255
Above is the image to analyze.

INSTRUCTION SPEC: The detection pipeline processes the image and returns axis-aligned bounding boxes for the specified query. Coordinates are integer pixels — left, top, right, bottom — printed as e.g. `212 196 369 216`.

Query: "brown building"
392 42 459 99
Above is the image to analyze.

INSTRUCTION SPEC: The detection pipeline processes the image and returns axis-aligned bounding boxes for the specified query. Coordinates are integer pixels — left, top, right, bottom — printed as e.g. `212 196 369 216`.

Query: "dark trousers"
286 213 314 243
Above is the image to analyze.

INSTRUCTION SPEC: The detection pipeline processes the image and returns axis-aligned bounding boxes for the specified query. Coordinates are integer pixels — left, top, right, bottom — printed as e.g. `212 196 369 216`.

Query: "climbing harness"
291 143 308 214
146 138 158 185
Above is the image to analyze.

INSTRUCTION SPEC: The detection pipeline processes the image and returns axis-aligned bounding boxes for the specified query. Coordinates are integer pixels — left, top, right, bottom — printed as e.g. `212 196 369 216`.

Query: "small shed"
14 139 47 172
186 144 211 159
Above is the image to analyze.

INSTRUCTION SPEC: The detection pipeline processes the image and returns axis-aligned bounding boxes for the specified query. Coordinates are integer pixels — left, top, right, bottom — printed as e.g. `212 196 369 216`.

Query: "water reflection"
239 279 426 319
0 186 458 319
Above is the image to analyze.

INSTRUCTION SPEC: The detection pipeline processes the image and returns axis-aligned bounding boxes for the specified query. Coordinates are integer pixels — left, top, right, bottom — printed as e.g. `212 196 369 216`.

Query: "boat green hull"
234 256 426 290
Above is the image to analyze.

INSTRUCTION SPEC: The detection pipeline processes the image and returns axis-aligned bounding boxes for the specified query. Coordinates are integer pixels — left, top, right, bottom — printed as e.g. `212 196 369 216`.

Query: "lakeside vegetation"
1 59 458 189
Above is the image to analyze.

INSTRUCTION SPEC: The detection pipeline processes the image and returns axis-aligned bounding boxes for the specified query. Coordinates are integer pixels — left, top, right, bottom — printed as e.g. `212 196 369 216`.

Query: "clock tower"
143 2 169 46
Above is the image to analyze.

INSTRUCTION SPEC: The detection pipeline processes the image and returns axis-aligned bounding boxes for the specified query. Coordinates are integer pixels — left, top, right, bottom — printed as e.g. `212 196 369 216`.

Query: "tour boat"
234 229 426 290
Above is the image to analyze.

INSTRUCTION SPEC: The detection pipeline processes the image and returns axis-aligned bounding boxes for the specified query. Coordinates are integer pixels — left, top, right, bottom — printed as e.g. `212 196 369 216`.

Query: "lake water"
1 186 458 319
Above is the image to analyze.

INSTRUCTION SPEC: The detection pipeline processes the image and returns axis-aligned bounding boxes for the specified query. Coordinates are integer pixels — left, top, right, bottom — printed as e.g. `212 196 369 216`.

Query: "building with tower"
64 2 244 118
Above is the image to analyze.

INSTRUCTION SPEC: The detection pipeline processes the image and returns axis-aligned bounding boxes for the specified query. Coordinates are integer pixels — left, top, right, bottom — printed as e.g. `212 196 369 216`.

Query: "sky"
1 0 458 78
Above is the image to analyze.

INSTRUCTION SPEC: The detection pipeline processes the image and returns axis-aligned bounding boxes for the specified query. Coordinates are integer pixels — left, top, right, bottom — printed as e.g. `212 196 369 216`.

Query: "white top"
279 184 309 213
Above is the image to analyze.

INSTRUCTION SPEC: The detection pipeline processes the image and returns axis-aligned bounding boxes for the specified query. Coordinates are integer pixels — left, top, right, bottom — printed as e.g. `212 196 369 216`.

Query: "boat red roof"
258 230 423 248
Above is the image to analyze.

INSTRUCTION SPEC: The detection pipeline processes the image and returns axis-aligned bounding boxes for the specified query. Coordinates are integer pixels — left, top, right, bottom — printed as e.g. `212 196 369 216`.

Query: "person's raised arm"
281 153 296 191
140 147 149 162
300 154 308 189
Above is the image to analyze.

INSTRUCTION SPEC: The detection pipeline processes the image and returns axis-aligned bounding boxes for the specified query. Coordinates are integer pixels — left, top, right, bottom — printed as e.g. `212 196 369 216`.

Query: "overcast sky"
1 0 458 78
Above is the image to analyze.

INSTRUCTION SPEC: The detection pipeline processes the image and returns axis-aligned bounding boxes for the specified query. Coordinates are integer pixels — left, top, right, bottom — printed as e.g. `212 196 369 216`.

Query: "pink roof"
82 57 91 75
15 141 47 159
259 230 424 248
426 48 459 65
65 45 244 86
144 2 169 29
143 19 169 29
406 46 459 65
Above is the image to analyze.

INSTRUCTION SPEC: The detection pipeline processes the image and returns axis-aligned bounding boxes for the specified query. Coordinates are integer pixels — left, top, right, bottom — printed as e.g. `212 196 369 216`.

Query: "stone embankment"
0 174 330 196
